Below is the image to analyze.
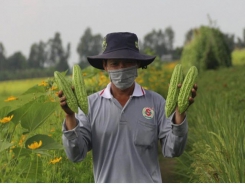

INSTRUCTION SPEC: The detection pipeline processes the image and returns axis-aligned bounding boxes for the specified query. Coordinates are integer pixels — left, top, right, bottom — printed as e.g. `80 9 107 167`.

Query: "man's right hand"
58 90 75 115
58 90 78 130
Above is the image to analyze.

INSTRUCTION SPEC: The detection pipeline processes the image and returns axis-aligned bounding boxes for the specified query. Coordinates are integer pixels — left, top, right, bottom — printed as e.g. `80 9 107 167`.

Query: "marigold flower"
28 140 42 150
49 157 62 164
38 81 48 86
4 96 18 102
0 115 14 124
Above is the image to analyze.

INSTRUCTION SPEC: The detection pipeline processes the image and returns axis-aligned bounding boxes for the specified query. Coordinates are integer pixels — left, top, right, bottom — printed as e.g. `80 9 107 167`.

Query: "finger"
188 97 194 105
57 90 63 98
59 96 66 102
193 84 198 91
191 88 197 98
60 101 67 107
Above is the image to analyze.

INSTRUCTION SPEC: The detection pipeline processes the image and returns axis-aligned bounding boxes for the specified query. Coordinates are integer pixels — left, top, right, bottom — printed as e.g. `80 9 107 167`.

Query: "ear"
103 60 107 71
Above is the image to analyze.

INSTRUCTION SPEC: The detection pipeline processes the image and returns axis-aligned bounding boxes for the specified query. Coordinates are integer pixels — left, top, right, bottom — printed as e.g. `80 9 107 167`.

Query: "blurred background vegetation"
1 17 245 81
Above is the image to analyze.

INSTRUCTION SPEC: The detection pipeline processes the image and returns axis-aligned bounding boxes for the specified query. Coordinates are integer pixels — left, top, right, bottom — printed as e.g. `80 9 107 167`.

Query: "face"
103 59 139 71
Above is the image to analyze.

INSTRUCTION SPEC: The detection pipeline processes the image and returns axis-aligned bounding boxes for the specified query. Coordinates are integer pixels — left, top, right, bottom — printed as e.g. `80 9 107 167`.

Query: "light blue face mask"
108 65 138 90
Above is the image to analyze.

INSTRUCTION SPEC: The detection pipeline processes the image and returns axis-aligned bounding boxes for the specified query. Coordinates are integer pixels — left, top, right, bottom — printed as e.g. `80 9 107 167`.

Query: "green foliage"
0 78 94 182
180 26 232 73
2 62 245 182
174 65 245 182
0 67 56 81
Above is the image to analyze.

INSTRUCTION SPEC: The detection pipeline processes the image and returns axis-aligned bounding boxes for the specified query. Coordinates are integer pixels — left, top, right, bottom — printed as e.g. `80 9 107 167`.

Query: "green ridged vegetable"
72 64 88 115
54 71 78 113
178 66 198 114
165 64 184 117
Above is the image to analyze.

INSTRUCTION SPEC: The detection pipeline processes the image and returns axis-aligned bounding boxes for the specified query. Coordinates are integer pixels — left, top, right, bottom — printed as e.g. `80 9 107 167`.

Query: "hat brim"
87 50 156 70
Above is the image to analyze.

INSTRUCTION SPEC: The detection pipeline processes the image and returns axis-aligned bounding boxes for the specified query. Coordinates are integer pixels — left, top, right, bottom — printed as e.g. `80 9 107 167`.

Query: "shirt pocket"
134 120 157 148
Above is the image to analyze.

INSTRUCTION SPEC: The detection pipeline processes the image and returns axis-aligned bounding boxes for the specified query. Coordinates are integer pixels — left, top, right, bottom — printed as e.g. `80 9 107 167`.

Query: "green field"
0 64 245 182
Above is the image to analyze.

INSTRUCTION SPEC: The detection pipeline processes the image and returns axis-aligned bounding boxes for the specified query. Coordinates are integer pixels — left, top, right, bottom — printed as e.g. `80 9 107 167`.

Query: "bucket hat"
87 32 156 70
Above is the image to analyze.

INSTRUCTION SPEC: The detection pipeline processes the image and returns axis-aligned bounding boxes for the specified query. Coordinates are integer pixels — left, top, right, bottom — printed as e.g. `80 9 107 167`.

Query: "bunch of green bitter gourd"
54 64 88 115
165 64 198 117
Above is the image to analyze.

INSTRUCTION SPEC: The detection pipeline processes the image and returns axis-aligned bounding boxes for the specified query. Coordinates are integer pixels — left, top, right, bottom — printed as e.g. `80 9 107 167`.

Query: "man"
59 32 197 183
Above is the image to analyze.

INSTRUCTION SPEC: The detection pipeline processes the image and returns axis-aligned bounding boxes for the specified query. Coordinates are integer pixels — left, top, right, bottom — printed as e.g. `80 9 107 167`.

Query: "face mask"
108 65 138 90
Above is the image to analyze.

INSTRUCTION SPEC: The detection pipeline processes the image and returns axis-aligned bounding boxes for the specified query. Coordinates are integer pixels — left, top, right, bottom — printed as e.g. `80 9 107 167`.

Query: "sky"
1 0 245 66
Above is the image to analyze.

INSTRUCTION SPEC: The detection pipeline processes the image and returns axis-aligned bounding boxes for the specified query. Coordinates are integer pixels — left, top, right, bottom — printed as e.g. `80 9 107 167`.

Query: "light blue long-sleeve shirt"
62 82 188 183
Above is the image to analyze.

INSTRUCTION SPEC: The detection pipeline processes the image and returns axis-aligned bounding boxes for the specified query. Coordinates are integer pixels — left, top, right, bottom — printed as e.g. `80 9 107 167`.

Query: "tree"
77 27 103 68
184 29 195 45
0 43 6 71
180 26 232 73
164 26 175 52
6 52 27 70
45 32 70 71
142 27 175 60
143 29 167 59
27 41 46 68
223 33 235 52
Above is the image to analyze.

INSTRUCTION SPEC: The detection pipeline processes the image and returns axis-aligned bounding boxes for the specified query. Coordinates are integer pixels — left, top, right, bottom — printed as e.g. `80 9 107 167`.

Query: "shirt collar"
99 82 145 99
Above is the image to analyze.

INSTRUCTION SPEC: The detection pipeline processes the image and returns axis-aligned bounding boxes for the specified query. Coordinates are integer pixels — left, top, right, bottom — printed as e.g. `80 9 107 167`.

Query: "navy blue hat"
87 32 156 70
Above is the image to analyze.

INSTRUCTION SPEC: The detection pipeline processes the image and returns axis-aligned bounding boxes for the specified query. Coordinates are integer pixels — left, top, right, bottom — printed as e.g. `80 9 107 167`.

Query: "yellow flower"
28 140 42 150
50 86 58 91
4 96 18 102
38 81 48 86
50 128 55 132
0 115 14 124
49 97 56 102
49 157 62 164
19 134 26 146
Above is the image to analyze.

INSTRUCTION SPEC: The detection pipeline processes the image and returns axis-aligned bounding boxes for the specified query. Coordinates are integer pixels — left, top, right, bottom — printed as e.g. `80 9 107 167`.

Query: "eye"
110 62 119 66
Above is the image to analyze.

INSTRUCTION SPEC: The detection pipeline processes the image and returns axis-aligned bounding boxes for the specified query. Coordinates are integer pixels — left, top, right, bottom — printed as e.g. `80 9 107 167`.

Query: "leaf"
12 147 32 157
17 156 43 182
0 106 12 118
20 102 58 132
25 134 63 150
8 99 37 125
0 140 12 153
22 85 46 95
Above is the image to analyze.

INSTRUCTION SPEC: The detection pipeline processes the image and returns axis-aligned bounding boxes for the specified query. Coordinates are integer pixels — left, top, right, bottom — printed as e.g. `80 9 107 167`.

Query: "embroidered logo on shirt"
142 107 154 119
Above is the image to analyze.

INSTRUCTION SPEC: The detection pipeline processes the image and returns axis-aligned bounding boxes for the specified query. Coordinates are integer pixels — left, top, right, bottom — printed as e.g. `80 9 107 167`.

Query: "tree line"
0 26 245 81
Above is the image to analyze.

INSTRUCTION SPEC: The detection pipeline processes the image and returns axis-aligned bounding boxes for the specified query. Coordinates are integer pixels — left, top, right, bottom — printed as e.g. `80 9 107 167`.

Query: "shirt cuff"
170 113 188 136
62 119 79 140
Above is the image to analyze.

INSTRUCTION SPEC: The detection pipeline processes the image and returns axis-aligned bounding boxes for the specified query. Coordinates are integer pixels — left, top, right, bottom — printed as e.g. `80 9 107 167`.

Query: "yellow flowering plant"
28 140 43 150
0 115 14 124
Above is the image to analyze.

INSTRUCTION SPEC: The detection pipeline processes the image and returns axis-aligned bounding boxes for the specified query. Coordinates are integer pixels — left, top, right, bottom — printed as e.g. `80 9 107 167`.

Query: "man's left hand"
174 83 198 124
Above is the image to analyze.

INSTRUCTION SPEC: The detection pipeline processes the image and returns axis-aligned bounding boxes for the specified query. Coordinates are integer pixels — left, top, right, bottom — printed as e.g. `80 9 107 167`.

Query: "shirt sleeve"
62 109 92 162
158 101 188 157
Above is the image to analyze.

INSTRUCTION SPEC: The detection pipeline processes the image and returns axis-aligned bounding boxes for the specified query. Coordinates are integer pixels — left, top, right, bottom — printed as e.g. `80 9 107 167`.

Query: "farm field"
0 62 245 182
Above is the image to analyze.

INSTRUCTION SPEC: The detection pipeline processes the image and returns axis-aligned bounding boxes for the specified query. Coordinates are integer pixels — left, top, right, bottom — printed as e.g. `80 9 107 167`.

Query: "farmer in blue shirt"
59 32 197 183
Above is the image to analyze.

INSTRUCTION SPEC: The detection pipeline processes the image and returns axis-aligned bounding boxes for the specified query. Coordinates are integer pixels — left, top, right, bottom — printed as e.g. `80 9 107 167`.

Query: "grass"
174 64 245 182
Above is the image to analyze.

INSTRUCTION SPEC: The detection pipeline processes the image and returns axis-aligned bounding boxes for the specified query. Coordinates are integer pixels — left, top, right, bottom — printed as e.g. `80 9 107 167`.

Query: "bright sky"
1 0 245 66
